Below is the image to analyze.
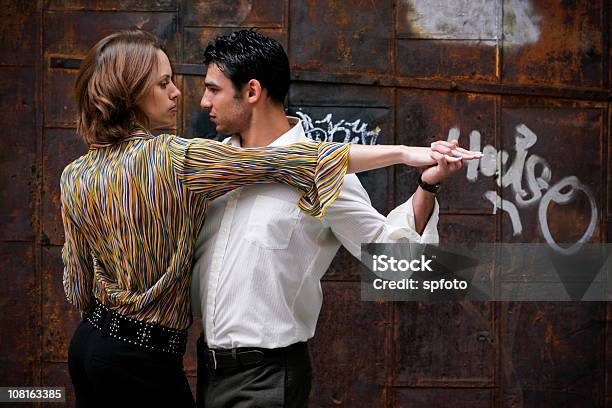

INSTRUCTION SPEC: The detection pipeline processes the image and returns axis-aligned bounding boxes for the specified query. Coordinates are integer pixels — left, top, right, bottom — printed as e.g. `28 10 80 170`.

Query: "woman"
62 30 479 407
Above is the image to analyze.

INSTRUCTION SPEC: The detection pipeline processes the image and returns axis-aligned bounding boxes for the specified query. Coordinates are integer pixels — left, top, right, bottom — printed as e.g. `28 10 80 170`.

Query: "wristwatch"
418 174 441 195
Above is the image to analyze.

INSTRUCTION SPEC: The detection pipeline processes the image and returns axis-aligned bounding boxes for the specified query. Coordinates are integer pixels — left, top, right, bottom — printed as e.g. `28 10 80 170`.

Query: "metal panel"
41 363 76 407
42 246 80 362
499 103 604 246
0 67 36 241
500 302 605 407
323 247 362 282
183 27 286 64
289 0 394 74
181 75 217 139
608 104 612 219
289 83 394 282
288 83 395 214
43 70 77 127
43 11 179 59
397 40 497 81
438 214 496 244
187 377 197 402
502 0 605 88
396 0 500 81
1 1 37 66
184 318 201 378
44 0 176 11
397 0 502 40
43 10 178 128
310 282 388 407
396 89 499 214
42 129 89 246
289 82 395 108
182 0 284 28
290 105 391 209
607 303 612 406
394 388 492 408
0 242 39 386
393 302 496 387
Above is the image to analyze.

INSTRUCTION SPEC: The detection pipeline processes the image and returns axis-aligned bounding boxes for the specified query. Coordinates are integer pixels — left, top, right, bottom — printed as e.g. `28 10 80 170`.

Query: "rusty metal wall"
0 0 610 406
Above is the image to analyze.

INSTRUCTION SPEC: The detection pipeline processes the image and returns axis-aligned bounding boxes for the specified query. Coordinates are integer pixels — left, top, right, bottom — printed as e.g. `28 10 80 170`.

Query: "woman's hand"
403 140 481 167
420 140 481 185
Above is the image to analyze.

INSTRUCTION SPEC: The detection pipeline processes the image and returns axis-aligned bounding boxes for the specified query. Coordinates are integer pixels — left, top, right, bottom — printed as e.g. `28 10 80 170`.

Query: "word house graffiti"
448 124 597 255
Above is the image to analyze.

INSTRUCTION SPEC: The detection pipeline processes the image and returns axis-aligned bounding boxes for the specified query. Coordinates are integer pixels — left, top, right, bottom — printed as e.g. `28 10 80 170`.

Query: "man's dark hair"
204 29 290 105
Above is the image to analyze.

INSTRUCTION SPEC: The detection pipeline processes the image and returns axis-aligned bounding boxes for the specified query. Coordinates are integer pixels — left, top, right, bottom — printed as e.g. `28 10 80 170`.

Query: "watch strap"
418 174 441 195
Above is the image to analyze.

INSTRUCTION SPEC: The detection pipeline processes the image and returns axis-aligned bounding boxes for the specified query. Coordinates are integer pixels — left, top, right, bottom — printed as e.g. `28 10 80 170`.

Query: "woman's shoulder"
156 133 223 151
60 153 89 181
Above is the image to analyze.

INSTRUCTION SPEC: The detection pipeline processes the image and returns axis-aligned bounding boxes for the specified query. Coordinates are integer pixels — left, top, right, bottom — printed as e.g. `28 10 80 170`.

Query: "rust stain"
336 33 352 64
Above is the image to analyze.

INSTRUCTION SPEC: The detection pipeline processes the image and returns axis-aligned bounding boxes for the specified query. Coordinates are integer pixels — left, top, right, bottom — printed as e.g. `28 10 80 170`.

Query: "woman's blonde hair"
74 30 162 145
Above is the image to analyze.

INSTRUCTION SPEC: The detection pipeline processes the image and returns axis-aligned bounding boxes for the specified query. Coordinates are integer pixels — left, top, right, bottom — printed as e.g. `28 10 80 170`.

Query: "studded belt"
85 298 187 355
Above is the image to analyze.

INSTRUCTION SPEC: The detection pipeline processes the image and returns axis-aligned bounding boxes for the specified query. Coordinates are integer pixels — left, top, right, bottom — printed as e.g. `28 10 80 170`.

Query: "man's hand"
421 140 478 184
403 140 480 168
411 140 480 234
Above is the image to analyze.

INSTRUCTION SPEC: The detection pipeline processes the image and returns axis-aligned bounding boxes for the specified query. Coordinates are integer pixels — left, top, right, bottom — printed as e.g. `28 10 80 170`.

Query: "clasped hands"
406 140 483 185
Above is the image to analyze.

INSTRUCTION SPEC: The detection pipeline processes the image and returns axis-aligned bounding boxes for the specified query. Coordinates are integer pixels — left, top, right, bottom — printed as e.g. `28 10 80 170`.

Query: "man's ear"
245 79 262 104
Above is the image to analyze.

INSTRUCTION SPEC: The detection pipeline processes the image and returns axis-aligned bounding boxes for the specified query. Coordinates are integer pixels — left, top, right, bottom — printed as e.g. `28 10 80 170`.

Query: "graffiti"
296 110 381 145
405 0 541 46
448 124 597 255
503 0 541 45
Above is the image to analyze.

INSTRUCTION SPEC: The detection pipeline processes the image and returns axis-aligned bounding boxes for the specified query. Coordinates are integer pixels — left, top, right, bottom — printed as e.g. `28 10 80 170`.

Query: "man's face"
200 63 251 135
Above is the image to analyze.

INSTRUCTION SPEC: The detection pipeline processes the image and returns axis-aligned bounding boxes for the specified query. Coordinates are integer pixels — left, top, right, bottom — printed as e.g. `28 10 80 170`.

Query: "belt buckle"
210 349 217 370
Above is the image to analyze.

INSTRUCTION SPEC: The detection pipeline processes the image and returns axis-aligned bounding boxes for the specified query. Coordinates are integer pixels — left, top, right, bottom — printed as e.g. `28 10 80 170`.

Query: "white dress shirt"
190 117 439 348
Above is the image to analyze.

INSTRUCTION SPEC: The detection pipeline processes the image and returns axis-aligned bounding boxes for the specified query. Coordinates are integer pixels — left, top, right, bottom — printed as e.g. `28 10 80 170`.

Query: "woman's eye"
160 82 169 89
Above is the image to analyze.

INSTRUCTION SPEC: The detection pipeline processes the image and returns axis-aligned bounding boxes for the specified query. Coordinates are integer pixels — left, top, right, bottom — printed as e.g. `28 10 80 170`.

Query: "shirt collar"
126 122 155 140
227 116 307 147
89 122 154 150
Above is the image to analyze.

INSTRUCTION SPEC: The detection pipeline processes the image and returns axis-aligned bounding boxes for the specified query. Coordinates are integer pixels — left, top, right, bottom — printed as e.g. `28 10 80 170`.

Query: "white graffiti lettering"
296 110 381 145
449 124 597 254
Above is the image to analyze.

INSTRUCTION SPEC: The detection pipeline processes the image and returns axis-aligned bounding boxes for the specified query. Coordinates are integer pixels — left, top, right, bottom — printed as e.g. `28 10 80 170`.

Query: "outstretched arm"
347 142 480 174
167 136 480 219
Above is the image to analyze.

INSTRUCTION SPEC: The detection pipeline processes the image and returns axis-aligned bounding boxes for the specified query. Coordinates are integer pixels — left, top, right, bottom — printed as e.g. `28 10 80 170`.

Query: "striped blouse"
61 125 350 330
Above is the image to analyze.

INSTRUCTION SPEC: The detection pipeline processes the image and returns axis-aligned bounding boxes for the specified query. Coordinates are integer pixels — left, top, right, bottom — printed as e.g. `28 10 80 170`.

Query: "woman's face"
136 50 181 130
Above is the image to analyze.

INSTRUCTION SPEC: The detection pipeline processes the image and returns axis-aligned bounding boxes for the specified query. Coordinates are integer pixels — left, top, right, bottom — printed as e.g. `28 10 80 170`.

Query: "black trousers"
68 319 195 407
196 336 312 408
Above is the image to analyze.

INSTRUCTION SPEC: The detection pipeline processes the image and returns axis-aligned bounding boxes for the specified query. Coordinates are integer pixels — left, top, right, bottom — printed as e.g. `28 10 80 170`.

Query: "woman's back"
61 128 207 329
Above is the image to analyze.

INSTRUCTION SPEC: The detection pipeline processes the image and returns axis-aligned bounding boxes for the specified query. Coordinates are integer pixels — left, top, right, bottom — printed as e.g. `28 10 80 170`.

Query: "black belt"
198 336 307 370
85 298 187 355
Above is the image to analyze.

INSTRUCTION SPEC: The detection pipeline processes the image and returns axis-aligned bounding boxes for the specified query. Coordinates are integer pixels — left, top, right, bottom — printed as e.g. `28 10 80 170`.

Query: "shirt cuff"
383 193 440 244
298 142 350 219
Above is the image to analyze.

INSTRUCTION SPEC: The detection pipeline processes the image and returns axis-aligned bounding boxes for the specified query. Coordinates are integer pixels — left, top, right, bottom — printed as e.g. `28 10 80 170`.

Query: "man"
191 29 465 407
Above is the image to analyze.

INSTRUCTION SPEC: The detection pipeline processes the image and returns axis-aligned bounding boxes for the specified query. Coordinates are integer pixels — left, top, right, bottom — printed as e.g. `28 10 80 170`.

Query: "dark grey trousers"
196 336 312 408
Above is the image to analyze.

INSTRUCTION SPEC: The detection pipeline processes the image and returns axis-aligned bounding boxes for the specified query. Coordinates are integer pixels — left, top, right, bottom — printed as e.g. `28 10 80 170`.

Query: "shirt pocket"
244 195 301 250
